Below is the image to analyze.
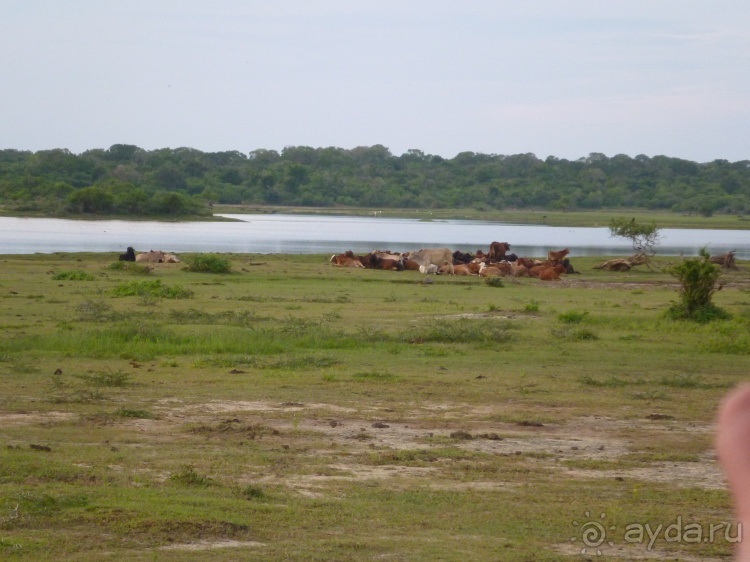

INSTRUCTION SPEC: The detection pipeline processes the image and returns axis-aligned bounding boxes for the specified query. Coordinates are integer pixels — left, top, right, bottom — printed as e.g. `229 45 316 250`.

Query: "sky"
2 1 749 163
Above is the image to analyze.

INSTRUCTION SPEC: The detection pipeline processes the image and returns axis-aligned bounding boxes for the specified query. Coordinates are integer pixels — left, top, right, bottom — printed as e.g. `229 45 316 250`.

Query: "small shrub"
524 301 540 313
52 270 95 281
184 254 232 273
558 310 589 324
484 276 504 288
666 249 729 322
115 408 154 419
75 299 112 322
170 465 213 487
112 279 193 299
239 485 265 500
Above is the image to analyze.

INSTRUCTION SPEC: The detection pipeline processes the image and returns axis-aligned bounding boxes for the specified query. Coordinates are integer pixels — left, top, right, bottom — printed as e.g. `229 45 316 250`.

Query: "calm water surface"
0 214 747 258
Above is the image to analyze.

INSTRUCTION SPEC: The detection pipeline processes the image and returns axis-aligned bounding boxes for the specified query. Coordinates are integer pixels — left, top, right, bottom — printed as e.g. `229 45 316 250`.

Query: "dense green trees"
0 145 748 216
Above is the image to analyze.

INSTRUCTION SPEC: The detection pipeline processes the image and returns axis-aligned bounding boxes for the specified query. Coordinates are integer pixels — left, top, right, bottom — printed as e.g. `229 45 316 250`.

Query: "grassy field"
1 251 749 561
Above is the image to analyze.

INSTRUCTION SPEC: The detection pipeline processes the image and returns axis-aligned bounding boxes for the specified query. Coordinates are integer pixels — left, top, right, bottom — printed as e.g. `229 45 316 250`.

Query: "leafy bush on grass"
112 279 193 299
665 249 729 322
75 299 113 322
484 276 504 287
558 310 589 323
238 484 265 500
169 465 214 487
52 270 95 281
184 254 232 273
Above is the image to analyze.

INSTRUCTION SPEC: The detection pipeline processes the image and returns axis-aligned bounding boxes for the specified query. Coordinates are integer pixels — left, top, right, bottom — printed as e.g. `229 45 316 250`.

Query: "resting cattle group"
330 242 577 282
119 248 180 264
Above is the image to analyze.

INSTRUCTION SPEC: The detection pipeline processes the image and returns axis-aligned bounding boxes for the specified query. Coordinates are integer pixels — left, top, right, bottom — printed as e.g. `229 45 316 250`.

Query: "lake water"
0 214 748 259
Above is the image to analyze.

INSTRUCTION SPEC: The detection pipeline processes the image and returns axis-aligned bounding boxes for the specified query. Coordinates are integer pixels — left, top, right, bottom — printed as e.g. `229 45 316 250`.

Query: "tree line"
0 144 748 216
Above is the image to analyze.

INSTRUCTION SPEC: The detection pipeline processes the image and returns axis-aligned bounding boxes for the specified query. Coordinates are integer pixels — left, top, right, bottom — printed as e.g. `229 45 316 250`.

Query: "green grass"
0 250 746 560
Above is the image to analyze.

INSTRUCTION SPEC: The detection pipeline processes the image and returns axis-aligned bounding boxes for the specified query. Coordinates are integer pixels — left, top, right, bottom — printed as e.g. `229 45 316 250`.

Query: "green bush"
111 279 193 299
184 254 232 273
484 276 504 287
52 270 95 281
665 249 729 322
558 310 589 323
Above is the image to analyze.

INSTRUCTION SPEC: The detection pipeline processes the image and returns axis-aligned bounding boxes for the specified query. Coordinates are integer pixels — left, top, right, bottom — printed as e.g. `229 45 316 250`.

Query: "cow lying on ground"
407 248 454 275
119 247 136 261
440 263 475 276
330 251 365 268
136 250 166 263
362 252 404 271
452 250 474 264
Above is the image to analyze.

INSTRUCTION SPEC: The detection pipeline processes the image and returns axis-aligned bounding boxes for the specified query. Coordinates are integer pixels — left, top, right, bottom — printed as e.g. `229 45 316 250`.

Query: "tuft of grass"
75 299 113 322
484 276 504 287
557 310 589 323
352 371 399 382
552 327 599 341
657 373 729 389
115 408 155 419
405 319 514 344
107 261 154 275
74 368 131 387
112 279 193 299
52 270 95 281
184 254 232 273
169 465 214 487
579 375 636 387
237 484 266 500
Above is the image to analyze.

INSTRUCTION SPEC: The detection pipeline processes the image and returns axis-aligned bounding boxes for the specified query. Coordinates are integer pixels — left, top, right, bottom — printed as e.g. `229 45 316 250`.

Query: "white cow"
407 248 454 275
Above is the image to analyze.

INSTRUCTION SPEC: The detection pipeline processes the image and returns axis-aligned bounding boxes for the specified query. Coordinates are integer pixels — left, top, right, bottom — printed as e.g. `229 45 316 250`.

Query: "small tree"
666 248 729 322
608 217 660 270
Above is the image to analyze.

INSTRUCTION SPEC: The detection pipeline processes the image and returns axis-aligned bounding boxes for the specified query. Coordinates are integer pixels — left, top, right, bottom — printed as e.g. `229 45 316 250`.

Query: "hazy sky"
2 1 749 162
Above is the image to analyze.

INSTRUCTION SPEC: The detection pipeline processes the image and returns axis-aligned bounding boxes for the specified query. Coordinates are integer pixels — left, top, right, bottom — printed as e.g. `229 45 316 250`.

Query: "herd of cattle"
331 242 577 281
116 242 576 281
118 247 180 263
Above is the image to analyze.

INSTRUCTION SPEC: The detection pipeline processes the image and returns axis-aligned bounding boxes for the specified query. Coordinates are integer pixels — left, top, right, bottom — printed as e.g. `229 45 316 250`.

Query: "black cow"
119 247 136 262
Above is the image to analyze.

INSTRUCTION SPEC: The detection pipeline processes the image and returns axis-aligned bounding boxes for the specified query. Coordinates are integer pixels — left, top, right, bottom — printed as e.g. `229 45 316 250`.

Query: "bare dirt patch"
158 539 265 551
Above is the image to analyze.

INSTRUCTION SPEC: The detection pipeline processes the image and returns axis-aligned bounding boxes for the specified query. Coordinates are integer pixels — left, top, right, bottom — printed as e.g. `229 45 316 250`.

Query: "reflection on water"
0 214 748 258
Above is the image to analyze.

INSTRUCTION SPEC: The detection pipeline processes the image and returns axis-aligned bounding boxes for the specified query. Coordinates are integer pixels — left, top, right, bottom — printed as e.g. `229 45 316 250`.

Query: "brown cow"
489 242 511 261
441 263 474 276
547 248 570 262
363 253 404 271
330 252 365 268
402 258 422 271
538 267 561 281
511 263 530 278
